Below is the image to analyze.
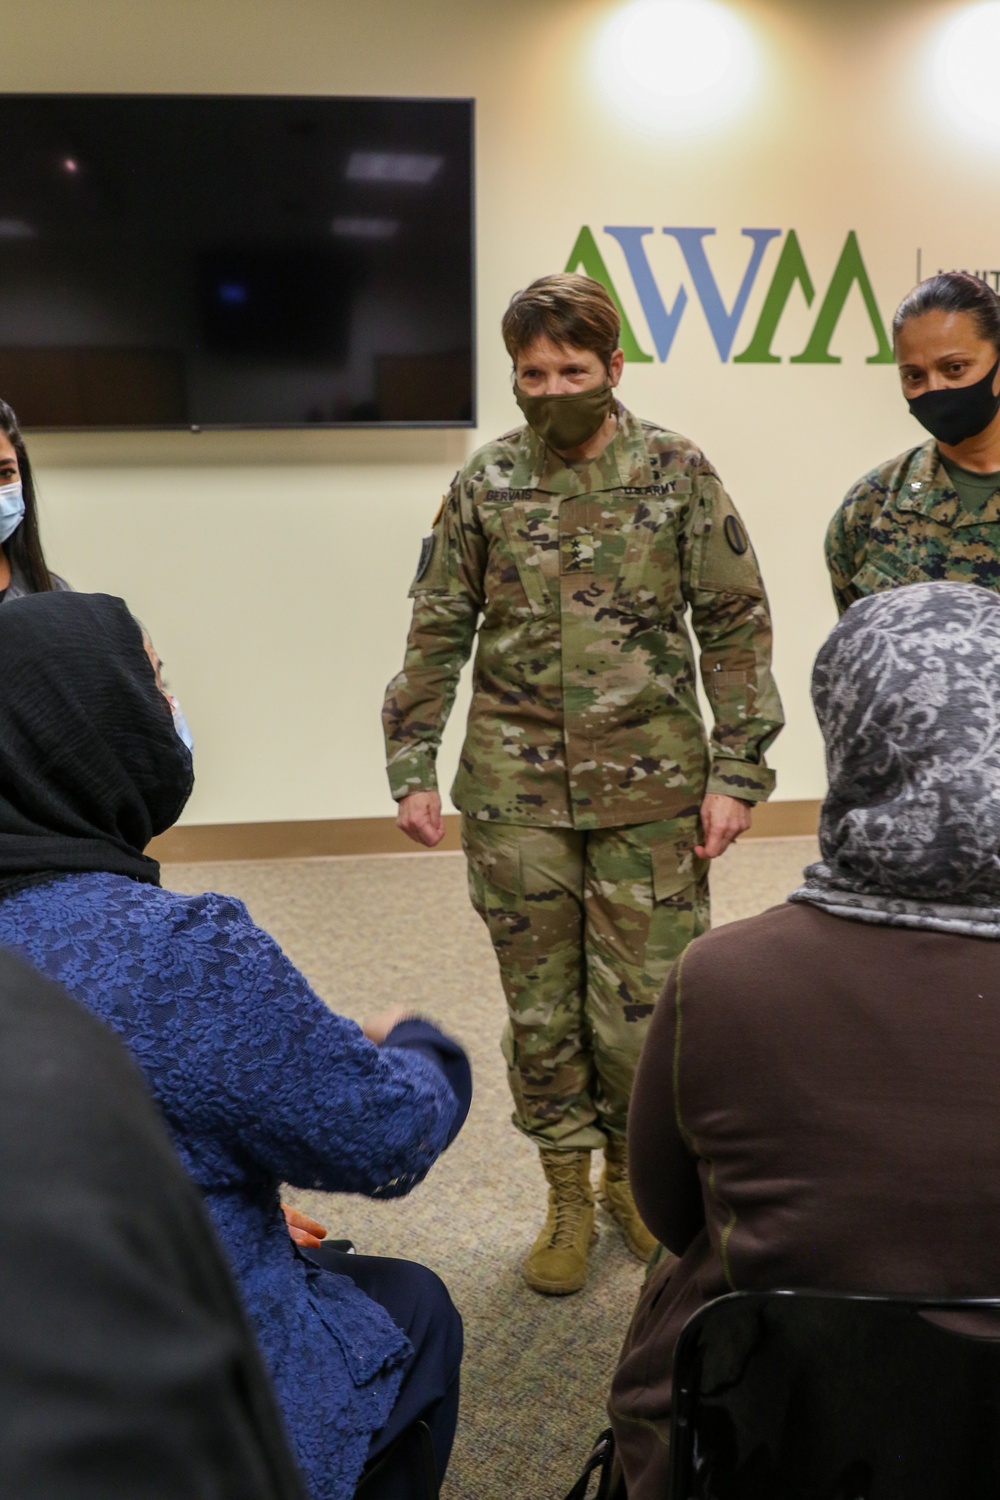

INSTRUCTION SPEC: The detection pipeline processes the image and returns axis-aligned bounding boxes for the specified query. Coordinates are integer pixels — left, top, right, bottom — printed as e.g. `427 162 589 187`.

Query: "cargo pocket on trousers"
461 822 523 923
647 836 709 977
650 837 708 907
499 1023 526 1115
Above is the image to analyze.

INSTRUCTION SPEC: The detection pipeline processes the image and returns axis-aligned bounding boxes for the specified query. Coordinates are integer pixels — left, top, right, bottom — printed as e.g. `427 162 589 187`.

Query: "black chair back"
353 1420 439 1500
668 1290 1000 1499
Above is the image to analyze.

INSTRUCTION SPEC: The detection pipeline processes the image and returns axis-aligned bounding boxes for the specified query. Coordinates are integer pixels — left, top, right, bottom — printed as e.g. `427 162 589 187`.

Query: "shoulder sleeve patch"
695 481 764 598
724 515 749 555
415 535 435 582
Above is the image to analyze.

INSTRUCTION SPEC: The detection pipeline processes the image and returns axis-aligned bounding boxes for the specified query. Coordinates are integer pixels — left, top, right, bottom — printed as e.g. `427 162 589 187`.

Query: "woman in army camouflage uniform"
827 272 1000 613
383 275 782 1295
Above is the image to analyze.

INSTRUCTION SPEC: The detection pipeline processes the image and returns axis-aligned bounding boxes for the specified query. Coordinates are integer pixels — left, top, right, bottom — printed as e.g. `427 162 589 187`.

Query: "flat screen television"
0 93 475 429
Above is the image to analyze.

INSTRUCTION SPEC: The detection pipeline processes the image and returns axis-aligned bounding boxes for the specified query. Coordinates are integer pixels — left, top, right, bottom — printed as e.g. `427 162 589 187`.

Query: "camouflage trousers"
461 813 710 1151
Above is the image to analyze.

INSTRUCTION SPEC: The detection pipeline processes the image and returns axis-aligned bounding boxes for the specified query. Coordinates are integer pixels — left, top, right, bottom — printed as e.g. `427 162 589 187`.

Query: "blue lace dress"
0 872 461 1500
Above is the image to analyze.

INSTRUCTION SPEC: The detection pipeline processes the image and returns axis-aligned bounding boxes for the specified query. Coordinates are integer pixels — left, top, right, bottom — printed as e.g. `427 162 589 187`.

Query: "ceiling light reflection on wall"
594 0 759 137
929 2 1000 139
331 217 398 238
345 152 443 184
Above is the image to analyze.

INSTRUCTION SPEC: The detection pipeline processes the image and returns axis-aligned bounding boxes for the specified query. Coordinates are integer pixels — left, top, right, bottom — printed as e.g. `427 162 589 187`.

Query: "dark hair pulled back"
893 272 1000 354
0 399 53 594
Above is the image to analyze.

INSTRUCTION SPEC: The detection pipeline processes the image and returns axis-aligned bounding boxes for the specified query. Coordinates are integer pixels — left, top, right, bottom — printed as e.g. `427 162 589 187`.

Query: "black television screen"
0 93 475 429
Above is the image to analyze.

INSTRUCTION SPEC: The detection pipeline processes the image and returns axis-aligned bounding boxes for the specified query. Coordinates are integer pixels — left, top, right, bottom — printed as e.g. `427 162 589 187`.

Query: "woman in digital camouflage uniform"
383 274 782 1296
827 272 1000 614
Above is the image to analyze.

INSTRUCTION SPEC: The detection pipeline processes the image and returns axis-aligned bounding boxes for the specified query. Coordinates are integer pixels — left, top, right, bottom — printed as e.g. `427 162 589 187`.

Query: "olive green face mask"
514 380 614 453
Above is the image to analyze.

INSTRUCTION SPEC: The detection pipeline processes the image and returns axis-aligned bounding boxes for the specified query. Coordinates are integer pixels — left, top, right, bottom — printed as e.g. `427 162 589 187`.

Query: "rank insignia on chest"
415 534 435 581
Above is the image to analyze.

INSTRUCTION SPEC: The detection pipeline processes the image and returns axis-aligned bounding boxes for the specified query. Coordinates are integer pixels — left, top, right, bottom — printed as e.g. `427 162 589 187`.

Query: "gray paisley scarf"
789 581 1000 939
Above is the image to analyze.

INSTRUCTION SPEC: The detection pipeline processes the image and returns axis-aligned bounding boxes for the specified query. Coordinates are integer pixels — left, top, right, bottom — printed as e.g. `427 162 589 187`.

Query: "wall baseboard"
150 801 820 864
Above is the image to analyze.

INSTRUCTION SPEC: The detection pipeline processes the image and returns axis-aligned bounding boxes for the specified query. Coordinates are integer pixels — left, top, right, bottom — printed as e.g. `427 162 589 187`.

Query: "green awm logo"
567 226 894 365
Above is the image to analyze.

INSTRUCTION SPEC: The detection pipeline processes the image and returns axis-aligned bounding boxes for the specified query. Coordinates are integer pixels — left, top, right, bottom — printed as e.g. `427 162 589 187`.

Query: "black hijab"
0 591 193 892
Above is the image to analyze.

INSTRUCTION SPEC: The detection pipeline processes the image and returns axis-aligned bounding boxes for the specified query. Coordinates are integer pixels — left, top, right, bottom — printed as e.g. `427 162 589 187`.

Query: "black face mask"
907 357 1000 447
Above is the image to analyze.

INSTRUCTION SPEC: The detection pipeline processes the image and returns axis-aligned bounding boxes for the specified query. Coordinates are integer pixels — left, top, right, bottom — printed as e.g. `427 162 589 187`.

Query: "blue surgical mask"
0 480 24 545
167 695 194 754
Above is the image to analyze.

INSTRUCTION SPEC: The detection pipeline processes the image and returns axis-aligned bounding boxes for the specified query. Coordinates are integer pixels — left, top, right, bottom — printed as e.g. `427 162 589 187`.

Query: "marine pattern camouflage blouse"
827 438 1000 616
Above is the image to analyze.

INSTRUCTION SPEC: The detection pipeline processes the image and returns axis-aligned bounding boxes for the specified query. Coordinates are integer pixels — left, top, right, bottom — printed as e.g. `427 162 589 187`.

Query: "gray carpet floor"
163 835 818 1500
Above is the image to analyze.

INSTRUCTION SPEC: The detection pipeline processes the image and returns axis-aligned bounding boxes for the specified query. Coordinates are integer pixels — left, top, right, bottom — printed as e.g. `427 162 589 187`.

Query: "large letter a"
564 226 653 363
732 230 814 364
790 231 894 364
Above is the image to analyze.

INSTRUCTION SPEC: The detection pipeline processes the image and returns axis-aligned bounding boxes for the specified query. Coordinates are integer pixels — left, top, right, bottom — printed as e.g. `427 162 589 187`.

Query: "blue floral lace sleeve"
0 871 467 1500
0 874 460 1197
159 891 461 1197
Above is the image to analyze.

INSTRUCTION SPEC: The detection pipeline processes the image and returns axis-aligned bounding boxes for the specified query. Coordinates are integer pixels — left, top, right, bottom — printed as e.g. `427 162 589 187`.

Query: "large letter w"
663 228 780 361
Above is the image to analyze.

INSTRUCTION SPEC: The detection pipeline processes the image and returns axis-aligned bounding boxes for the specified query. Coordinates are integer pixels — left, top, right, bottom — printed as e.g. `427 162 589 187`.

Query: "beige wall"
13 0 997 822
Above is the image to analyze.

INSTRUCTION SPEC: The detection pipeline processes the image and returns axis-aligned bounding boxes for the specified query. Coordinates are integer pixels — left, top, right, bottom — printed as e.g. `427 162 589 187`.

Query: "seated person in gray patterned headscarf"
607 580 1000 1500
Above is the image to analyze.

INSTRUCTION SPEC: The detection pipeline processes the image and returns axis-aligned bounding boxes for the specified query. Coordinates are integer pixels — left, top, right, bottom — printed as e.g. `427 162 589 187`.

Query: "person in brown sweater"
609 579 1000 1500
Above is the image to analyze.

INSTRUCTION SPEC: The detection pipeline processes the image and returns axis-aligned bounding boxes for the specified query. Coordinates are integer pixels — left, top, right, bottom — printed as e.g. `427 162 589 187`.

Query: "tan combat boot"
599 1140 657 1261
522 1149 596 1295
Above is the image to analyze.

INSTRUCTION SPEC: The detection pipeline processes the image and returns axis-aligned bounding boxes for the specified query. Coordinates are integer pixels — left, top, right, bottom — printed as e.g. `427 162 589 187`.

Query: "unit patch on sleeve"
415 534 435 581
724 515 749 555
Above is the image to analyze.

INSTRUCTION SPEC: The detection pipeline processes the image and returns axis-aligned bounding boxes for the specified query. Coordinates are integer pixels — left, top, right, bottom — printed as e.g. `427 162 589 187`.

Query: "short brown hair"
501 274 621 371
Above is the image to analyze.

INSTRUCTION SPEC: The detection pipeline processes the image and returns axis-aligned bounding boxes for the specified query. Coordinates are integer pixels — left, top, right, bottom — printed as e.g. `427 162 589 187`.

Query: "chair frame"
353 1418 439 1500
667 1288 1000 1500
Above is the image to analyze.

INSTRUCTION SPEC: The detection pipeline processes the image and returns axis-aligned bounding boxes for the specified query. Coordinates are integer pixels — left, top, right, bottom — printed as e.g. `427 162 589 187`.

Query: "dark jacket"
0 945 306 1500
610 902 1000 1499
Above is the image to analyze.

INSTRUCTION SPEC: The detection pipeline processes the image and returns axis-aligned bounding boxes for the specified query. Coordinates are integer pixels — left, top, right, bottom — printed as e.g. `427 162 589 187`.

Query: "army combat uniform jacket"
827 439 1000 616
382 406 783 831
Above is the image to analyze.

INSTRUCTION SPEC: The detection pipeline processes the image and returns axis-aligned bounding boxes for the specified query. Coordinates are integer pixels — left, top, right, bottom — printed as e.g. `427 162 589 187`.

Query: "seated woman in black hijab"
0 592 471 1500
